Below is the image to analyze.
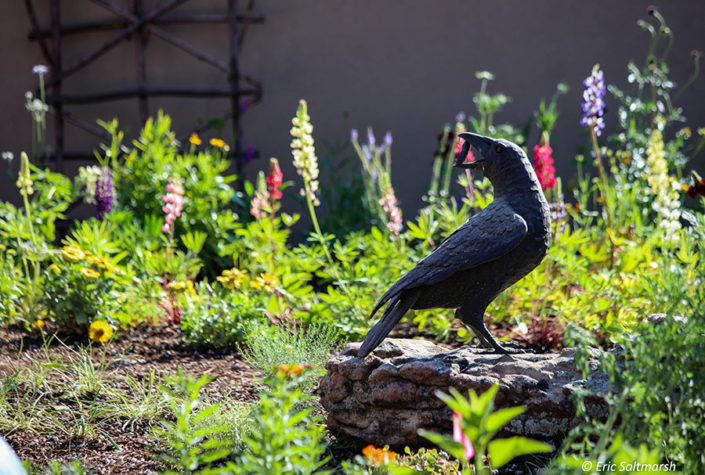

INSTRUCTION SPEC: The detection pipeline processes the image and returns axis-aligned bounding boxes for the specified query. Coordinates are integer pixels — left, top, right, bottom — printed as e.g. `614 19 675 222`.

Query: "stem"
590 126 616 269
304 182 360 316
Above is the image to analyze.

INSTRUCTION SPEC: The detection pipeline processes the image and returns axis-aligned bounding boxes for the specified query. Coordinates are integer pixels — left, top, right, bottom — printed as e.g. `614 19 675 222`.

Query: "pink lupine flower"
532 142 556 190
250 193 266 219
378 189 403 236
454 137 476 163
453 411 475 460
161 177 184 234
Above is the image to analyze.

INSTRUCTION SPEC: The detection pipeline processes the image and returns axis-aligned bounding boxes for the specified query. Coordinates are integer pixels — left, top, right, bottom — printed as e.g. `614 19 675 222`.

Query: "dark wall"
2 1 704 215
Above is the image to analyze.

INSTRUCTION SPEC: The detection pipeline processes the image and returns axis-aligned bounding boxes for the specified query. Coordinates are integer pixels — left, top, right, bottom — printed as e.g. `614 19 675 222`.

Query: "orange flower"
362 445 396 465
277 363 313 377
34 319 45 329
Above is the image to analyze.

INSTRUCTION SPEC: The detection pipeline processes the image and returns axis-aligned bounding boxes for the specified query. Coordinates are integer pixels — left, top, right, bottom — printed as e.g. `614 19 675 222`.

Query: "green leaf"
485 406 525 434
418 429 468 462
488 437 553 469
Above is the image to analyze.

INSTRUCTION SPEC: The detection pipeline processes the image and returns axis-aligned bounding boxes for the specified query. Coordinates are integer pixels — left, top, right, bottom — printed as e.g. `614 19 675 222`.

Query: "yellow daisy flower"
80 267 101 279
209 138 227 149
47 263 61 274
86 255 117 275
89 320 113 343
216 268 248 289
167 280 195 295
61 245 85 261
250 272 280 292
189 133 202 146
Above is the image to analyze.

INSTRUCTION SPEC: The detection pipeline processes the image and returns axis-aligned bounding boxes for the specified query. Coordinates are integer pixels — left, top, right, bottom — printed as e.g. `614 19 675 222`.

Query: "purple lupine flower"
239 98 248 114
455 112 466 123
580 65 606 136
361 145 372 161
244 143 255 163
383 131 393 146
367 129 376 146
350 129 359 143
371 168 378 183
95 169 115 220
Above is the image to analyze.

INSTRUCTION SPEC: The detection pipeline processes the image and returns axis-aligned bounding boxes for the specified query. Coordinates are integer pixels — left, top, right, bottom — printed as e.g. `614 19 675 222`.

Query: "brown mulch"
0 325 259 474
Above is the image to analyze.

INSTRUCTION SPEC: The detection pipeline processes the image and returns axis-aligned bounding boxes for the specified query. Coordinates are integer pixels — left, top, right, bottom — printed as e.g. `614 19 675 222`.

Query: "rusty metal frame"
24 0 263 177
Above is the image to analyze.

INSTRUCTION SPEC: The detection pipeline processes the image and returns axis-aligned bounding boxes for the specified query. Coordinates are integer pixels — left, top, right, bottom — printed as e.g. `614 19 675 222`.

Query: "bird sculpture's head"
453 132 525 181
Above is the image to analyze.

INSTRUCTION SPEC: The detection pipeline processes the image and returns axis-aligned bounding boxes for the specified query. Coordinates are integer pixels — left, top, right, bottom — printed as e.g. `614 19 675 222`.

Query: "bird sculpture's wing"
369 201 528 316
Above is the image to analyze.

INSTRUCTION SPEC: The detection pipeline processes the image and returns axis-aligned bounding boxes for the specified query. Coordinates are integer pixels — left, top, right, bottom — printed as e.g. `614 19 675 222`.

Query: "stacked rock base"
319 339 608 448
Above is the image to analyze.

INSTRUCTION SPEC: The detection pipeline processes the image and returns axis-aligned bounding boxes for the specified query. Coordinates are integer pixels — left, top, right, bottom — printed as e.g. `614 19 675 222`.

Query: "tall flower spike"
379 188 403 236
532 143 556 191
580 65 606 136
646 129 681 240
16 152 34 197
95 168 115 220
161 177 184 234
290 100 320 206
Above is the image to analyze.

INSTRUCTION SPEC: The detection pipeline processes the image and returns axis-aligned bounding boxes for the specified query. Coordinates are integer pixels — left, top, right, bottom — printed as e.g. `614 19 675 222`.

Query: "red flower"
532 143 556 190
266 158 284 200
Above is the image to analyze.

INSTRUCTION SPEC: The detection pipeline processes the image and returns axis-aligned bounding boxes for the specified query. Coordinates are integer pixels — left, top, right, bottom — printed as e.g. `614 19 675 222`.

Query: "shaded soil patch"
0 325 259 474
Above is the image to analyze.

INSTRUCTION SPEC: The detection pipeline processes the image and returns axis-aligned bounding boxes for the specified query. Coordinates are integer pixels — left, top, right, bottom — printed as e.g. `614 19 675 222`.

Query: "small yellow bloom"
216 267 248 289
0 244 6 251
88 320 113 343
86 255 116 274
250 272 280 292
61 245 85 261
47 263 61 274
80 267 101 279
209 138 227 149
34 319 45 329
189 133 202 146
167 280 195 295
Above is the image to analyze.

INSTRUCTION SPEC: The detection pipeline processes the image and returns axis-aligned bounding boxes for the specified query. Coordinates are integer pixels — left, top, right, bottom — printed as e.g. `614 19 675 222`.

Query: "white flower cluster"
76 165 102 204
290 100 320 206
646 129 681 240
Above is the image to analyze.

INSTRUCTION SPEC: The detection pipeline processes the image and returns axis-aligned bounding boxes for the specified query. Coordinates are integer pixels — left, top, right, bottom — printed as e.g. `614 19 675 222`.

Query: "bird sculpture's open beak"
453 132 491 168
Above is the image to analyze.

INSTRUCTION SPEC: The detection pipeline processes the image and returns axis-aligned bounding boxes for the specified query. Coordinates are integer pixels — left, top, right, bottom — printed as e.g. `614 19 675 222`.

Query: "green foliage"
179 281 266 347
152 371 234 474
555 219 705 473
109 112 238 273
42 244 128 332
237 371 330 474
239 320 339 389
398 447 461 474
419 385 552 474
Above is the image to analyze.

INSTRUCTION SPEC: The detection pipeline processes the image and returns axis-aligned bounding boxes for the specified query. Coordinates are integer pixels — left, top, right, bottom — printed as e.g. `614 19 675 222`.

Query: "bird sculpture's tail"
357 291 419 358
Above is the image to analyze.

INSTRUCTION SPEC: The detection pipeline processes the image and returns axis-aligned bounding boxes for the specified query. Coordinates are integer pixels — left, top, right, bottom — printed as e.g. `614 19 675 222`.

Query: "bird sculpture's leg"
458 307 509 354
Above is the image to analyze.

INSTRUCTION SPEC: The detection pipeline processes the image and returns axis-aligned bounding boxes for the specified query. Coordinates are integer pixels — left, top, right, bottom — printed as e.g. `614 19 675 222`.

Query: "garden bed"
0 325 258 474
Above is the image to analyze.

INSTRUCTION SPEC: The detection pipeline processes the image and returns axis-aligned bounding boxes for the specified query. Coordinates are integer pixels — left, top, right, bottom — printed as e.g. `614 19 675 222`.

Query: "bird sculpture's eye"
494 144 505 154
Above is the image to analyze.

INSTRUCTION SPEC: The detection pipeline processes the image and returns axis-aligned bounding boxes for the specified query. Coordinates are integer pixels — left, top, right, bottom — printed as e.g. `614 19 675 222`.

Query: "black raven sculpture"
358 132 551 357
